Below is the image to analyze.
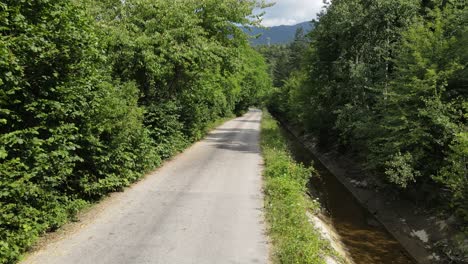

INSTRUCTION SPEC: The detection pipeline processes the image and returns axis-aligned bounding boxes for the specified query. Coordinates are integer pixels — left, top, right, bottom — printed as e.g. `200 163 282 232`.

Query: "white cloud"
258 0 325 27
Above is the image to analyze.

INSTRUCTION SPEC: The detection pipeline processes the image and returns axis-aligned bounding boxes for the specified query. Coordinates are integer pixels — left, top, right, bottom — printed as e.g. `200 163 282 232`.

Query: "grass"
261 110 332 264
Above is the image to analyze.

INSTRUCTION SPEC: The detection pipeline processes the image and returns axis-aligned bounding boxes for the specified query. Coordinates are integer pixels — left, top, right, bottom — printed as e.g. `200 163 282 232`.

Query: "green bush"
263 0 467 223
0 0 272 262
0 1 158 262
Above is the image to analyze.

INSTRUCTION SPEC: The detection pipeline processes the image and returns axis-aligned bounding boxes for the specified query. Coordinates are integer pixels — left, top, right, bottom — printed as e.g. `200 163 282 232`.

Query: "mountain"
244 21 314 46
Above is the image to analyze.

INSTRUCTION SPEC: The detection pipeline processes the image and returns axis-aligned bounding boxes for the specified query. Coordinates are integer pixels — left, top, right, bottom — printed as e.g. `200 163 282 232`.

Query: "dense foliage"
264 0 467 223
0 0 271 262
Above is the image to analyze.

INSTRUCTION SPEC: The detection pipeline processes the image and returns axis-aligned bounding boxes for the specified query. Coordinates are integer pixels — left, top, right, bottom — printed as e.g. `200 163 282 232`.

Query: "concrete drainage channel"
281 126 418 264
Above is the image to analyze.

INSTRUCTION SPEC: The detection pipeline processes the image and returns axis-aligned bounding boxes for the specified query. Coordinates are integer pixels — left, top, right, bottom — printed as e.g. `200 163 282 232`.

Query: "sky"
259 0 325 27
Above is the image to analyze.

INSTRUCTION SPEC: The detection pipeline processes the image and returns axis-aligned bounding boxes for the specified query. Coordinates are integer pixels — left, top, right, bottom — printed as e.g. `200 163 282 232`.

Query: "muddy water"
283 130 415 264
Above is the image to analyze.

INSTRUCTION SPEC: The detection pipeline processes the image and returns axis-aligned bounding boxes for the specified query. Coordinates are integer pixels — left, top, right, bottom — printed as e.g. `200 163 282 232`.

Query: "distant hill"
244 21 314 46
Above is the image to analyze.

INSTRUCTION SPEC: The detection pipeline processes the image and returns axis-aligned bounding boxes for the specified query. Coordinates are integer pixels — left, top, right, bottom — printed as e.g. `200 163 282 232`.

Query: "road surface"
23 109 268 264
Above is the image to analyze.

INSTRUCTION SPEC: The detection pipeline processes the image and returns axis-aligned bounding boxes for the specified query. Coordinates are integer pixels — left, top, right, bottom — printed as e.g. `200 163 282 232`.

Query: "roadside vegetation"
261 111 333 264
260 0 467 236
0 0 271 262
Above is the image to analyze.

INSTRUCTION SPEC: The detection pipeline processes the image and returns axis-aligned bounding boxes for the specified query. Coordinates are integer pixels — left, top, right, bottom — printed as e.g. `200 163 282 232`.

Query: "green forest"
262 0 467 236
0 0 270 262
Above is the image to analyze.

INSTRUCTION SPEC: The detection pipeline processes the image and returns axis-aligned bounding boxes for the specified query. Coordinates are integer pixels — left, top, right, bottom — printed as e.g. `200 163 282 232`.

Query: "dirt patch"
306 211 355 264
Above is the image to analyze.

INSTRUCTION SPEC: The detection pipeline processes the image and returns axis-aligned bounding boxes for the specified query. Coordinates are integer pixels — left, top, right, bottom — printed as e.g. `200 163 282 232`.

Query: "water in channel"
282 129 415 264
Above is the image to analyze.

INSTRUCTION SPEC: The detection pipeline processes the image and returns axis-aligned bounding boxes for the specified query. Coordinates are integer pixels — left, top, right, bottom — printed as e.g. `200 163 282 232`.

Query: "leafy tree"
0 1 158 262
0 0 272 262
264 0 467 224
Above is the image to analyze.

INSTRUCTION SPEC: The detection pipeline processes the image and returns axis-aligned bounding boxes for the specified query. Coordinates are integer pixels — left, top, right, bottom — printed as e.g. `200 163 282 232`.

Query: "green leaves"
264 0 467 227
385 152 421 188
435 132 468 220
1 0 271 262
0 0 157 262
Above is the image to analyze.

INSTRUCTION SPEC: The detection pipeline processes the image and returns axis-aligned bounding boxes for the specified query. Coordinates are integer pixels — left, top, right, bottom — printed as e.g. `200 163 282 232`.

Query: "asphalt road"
23 109 268 264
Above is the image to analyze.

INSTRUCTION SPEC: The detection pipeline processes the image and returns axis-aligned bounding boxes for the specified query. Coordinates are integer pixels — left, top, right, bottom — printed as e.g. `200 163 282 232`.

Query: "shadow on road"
205 127 260 154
